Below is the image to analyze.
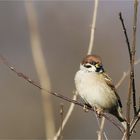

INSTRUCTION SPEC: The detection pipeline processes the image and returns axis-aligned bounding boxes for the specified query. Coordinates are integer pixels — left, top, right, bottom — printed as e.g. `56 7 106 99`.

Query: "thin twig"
87 0 108 138
120 11 131 139
119 13 132 132
95 114 108 140
54 93 78 140
122 131 127 140
130 110 140 134
116 59 140 140
0 54 124 133
119 0 139 139
87 0 99 55
54 0 99 139
58 103 64 140
119 12 131 59
119 13 132 133
97 117 106 140
115 72 127 89
127 0 138 138
115 59 140 89
131 0 138 116
53 1 99 137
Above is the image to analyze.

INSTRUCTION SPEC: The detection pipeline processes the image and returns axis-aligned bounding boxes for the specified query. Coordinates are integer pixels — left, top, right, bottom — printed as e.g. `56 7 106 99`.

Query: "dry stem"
87 0 99 55
25 2 56 139
87 0 108 139
131 0 138 117
115 59 140 89
54 0 99 139
97 117 106 140
59 103 64 140
119 0 139 139
119 14 132 135
54 93 78 140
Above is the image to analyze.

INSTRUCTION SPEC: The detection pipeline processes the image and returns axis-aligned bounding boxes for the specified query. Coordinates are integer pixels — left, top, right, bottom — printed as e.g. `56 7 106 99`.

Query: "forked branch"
119 0 139 139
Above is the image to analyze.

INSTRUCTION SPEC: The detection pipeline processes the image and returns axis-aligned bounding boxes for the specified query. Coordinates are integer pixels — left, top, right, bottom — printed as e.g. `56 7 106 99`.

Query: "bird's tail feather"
111 107 126 129
117 107 127 129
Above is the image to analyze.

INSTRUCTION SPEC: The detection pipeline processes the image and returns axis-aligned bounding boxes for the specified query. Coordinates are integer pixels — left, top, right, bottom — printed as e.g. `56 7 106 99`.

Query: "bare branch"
58 103 64 140
119 1 139 139
54 93 78 140
119 12 131 59
131 0 138 116
130 110 140 134
97 117 106 140
119 11 132 140
87 0 99 55
95 114 108 140
54 1 99 138
0 54 124 133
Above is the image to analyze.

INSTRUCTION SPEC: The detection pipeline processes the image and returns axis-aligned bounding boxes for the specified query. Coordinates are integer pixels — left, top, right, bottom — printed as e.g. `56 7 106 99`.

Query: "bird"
74 54 126 128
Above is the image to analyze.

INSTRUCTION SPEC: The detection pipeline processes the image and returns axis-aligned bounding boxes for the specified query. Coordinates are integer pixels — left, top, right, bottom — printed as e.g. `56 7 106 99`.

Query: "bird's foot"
94 107 103 118
83 104 89 112
83 103 92 112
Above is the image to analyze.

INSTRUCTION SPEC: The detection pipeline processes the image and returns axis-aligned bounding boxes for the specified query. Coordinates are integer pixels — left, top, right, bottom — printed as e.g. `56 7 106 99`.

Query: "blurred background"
0 0 140 139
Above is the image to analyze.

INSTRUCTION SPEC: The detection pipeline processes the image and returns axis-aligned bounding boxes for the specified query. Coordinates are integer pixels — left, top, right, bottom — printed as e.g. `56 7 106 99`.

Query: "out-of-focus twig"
54 93 77 140
87 0 99 55
54 0 99 139
87 0 108 139
115 59 140 89
25 2 55 139
115 72 127 89
95 114 108 140
97 117 106 140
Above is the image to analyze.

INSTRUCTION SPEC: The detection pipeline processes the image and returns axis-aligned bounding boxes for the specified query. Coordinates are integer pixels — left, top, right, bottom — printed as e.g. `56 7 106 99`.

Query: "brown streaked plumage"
102 73 122 108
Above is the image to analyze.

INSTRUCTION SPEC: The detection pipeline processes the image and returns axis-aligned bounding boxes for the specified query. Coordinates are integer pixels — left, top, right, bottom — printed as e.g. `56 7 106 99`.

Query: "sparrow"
74 54 126 128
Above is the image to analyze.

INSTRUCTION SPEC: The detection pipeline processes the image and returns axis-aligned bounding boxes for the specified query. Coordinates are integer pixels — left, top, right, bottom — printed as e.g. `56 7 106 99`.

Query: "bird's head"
80 55 104 73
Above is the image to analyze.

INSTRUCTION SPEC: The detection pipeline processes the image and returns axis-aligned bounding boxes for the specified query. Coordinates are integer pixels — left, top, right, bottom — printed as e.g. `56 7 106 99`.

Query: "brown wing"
102 73 123 108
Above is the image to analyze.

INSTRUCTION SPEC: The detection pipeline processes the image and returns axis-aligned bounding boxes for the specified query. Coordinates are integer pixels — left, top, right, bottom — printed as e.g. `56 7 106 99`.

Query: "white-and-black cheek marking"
82 63 96 72
84 64 92 68
95 66 104 73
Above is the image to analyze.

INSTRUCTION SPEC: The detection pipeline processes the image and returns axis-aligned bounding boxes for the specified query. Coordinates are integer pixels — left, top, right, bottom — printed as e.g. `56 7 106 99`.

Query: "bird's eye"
95 63 100 68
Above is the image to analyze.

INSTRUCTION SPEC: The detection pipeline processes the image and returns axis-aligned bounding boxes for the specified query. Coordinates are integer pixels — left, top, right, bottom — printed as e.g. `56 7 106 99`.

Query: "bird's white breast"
75 70 117 110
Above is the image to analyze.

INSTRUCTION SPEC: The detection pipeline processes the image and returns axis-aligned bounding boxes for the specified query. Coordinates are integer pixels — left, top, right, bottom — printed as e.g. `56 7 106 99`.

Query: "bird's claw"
83 104 89 112
94 107 103 118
